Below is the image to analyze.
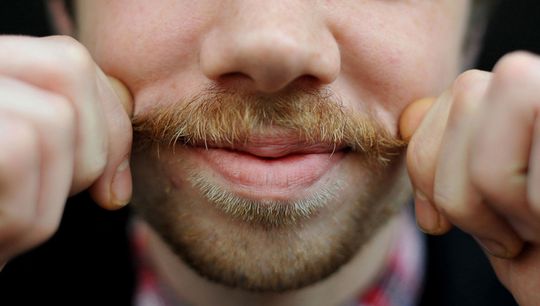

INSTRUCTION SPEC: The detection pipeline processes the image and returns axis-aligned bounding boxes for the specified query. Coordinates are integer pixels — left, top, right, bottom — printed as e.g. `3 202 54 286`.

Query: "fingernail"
415 190 441 234
476 238 510 258
111 158 132 208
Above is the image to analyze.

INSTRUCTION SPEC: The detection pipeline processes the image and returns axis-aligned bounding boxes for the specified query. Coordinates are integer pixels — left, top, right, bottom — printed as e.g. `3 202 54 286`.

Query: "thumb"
399 97 436 143
107 76 134 119
88 72 134 210
402 95 453 235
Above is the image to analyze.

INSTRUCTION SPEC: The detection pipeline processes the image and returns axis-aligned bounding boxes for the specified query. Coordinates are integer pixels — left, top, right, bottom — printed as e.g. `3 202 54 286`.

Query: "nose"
200 2 340 93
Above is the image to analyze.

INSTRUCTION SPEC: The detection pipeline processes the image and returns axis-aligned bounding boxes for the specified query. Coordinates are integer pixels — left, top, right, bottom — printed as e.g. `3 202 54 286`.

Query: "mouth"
187 135 348 200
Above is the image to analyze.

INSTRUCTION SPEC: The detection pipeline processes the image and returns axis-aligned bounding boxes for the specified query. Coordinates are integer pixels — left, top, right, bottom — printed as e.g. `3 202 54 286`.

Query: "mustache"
131 86 406 164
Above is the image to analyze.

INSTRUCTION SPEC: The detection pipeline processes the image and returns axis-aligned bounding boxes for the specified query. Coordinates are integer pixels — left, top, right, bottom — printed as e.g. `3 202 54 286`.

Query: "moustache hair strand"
132 87 407 165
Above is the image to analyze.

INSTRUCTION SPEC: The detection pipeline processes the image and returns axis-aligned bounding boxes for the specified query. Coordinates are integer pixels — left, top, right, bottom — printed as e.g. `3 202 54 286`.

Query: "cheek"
332 3 466 122
81 1 211 93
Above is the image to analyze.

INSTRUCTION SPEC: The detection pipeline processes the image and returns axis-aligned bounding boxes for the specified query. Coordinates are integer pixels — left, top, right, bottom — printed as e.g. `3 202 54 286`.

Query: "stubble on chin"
131 150 409 292
130 86 409 291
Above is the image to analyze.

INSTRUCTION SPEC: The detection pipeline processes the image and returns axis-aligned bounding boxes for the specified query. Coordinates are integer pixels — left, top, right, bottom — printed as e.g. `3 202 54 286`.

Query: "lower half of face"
77 0 469 293
130 135 411 291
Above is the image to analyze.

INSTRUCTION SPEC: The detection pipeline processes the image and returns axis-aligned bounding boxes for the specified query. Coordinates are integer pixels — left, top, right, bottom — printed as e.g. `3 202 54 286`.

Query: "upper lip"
191 134 346 158
231 142 345 158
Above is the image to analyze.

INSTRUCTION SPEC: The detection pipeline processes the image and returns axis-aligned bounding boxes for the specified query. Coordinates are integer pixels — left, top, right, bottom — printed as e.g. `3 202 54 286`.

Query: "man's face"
76 0 469 291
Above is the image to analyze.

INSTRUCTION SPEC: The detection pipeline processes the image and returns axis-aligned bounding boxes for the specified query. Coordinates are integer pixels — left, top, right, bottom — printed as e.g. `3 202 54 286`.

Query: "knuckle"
78 158 107 187
469 157 489 188
0 119 38 174
432 188 454 212
469 160 503 202
75 147 108 188
433 191 474 224
40 95 77 145
493 51 540 85
452 70 490 101
0 122 38 242
47 95 76 128
0 208 34 241
49 36 95 77
449 70 489 121
28 220 60 245
452 69 489 93
47 35 80 46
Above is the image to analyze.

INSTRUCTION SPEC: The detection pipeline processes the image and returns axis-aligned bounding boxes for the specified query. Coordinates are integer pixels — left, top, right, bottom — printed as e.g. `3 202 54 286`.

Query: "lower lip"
193 148 345 198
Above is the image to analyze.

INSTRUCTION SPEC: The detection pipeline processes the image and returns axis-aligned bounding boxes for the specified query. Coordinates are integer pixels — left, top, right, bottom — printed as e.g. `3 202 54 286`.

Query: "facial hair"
130 86 409 291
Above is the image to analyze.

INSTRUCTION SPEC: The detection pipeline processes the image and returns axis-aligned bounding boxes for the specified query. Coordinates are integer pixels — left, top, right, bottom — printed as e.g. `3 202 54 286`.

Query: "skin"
73 0 467 303
1 0 540 305
0 35 133 260
403 58 540 306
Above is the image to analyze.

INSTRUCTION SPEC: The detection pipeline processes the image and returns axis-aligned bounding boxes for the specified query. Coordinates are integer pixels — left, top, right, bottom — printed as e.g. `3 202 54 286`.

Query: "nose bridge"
200 1 340 93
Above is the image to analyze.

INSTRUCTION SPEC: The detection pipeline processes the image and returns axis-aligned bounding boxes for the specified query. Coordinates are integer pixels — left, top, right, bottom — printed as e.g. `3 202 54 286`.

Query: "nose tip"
201 28 340 93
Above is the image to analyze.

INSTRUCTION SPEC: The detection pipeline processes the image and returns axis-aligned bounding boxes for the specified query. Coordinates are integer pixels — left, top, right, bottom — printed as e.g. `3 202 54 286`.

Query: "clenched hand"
0 36 133 268
402 52 540 305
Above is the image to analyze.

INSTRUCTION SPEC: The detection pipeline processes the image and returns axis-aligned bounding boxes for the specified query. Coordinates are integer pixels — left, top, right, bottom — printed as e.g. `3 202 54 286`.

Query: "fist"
0 36 133 266
402 52 540 305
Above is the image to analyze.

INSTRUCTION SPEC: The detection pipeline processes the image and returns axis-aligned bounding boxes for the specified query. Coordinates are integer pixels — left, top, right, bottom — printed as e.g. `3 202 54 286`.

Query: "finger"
0 114 40 261
433 70 523 258
528 115 540 216
400 97 451 233
0 35 108 194
88 71 134 209
0 36 135 209
406 90 452 197
399 97 436 143
413 191 453 235
0 77 76 256
108 76 134 118
486 245 540 305
405 91 454 234
470 52 540 243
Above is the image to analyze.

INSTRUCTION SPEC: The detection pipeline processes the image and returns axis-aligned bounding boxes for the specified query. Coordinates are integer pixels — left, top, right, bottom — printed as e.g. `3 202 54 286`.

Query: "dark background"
0 0 538 305
476 0 540 70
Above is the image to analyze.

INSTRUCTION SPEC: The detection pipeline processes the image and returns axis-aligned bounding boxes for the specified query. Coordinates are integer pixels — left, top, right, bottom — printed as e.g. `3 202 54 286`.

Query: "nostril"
215 72 255 89
200 18 340 93
292 75 324 89
213 73 323 93
220 72 253 81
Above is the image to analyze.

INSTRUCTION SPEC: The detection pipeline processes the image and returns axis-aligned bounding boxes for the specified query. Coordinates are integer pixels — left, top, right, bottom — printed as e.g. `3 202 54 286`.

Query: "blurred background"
0 0 538 305
0 1 50 37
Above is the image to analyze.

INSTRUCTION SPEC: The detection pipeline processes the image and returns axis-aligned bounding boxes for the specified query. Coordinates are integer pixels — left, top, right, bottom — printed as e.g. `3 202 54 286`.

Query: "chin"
130 145 410 291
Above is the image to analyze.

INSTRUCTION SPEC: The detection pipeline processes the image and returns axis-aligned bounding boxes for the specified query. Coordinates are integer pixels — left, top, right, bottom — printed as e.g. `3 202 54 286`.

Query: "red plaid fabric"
358 215 425 306
133 215 424 306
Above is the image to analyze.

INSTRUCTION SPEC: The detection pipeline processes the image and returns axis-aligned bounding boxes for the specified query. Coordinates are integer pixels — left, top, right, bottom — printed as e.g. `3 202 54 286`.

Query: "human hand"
402 52 540 305
0 36 133 268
